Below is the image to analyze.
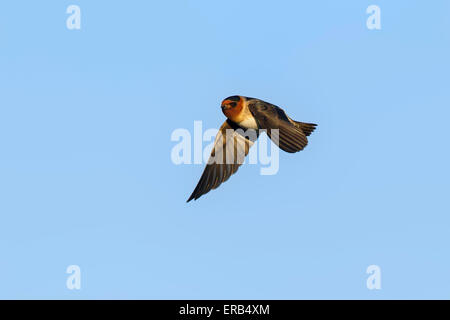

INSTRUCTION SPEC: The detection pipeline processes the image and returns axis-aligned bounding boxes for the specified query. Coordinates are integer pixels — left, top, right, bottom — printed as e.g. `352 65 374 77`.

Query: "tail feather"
293 121 317 136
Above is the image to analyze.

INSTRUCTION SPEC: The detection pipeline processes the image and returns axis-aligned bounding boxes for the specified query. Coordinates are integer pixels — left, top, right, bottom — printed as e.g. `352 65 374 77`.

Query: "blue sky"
0 1 449 299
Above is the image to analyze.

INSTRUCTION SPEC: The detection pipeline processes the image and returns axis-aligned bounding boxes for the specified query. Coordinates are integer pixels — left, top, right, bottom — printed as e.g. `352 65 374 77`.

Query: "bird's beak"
221 104 230 110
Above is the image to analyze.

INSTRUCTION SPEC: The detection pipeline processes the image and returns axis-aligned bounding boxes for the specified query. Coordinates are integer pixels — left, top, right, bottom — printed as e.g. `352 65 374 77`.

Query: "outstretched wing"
187 119 257 202
248 100 309 153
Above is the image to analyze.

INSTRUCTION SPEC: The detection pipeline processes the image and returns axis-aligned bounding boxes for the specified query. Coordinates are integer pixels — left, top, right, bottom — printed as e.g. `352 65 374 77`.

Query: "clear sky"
1 1 449 299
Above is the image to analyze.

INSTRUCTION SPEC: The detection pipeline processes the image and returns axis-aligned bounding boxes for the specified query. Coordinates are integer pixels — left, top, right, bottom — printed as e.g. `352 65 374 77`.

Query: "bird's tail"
293 121 317 136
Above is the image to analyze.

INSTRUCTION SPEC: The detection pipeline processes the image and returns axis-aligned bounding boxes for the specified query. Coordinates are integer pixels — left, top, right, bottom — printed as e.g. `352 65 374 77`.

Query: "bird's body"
187 95 317 202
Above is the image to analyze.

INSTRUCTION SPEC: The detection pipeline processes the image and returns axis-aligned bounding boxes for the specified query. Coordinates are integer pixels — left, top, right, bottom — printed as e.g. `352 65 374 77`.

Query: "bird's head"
221 95 243 119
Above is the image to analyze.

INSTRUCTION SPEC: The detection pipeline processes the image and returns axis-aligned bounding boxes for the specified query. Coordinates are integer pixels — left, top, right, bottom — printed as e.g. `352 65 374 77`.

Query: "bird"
187 95 317 202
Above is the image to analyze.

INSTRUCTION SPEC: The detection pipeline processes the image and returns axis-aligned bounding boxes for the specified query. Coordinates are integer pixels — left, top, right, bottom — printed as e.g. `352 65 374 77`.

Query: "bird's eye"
229 102 237 107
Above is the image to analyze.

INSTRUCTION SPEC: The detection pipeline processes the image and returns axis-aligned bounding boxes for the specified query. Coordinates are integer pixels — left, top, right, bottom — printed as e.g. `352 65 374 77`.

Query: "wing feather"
248 101 309 153
187 119 256 202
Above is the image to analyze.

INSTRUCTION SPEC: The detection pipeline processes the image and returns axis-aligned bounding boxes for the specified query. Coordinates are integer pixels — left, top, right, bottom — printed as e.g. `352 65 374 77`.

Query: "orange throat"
223 98 244 123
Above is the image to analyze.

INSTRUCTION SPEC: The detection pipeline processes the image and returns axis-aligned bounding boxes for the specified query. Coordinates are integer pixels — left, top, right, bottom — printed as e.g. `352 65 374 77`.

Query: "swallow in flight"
187 96 317 202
